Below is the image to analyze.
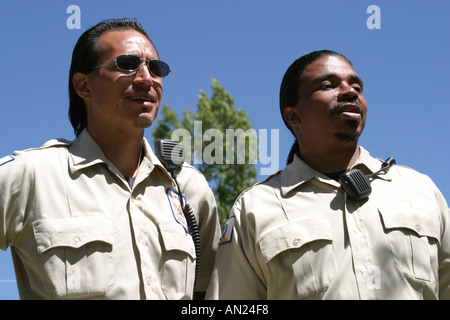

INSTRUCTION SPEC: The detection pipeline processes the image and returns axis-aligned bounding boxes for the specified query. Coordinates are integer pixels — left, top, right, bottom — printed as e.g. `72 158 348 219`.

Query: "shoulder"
179 162 211 185
233 170 283 208
0 138 72 171
386 164 447 209
10 138 71 158
391 164 437 188
240 170 282 196
361 147 440 193
177 163 214 198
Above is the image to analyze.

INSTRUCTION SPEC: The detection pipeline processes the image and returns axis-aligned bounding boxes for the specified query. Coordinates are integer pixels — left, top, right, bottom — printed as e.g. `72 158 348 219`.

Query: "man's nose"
134 63 154 85
337 82 358 101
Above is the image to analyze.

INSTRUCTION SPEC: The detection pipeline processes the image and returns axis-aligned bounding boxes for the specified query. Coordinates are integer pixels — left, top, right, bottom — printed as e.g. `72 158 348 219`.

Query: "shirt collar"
280 146 386 197
68 129 173 182
68 129 107 173
141 136 174 182
352 146 387 175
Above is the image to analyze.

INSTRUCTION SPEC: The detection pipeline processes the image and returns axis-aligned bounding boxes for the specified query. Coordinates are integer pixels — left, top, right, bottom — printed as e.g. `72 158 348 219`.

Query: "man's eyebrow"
311 72 364 89
350 74 364 89
311 73 337 84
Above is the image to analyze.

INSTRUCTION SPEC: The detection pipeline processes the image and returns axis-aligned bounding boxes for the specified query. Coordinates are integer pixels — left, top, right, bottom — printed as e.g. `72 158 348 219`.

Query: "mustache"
329 101 365 117
124 86 150 94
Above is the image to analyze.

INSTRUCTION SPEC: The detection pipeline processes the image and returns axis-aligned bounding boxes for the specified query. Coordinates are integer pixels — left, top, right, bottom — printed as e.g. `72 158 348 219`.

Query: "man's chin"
335 121 364 143
133 116 154 130
334 132 360 143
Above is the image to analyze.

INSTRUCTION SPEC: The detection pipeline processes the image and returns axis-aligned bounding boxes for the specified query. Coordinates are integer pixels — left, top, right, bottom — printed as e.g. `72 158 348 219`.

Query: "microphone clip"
339 157 396 201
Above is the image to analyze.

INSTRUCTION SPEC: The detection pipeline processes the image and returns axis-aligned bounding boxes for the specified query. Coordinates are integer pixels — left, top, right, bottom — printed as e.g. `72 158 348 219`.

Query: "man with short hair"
0 18 220 300
207 50 450 299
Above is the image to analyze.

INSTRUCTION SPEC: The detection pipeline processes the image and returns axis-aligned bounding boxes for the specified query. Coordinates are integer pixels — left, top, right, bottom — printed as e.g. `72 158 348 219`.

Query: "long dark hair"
279 50 352 164
68 18 155 136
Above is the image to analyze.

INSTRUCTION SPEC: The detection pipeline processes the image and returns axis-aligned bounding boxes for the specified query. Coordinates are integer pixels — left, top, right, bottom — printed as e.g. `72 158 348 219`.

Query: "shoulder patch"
0 155 15 166
218 215 235 245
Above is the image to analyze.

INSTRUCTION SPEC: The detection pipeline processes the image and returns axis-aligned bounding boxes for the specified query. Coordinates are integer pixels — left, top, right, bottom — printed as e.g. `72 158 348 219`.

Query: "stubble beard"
334 119 362 143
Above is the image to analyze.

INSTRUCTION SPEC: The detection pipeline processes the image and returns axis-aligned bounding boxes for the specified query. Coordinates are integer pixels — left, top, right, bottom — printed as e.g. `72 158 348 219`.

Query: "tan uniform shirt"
0 130 220 299
207 147 450 299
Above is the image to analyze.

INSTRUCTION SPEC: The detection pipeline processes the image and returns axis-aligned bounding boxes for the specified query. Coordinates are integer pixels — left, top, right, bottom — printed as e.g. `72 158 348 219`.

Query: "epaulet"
40 138 72 149
0 138 72 167
257 170 282 185
232 170 282 202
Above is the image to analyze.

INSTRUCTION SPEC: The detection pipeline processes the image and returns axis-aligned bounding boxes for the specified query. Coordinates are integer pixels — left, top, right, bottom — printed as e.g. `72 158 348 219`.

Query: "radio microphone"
155 139 185 177
339 157 396 201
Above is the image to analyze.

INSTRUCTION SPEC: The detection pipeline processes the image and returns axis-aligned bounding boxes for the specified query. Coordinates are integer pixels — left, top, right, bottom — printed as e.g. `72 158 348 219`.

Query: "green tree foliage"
153 78 257 226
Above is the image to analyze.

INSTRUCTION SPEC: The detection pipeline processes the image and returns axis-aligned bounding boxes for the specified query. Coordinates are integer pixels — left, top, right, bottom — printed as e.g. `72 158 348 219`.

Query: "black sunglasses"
94 54 171 78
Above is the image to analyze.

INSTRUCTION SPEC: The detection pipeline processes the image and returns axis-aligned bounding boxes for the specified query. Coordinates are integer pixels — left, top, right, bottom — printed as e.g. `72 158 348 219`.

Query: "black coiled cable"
174 179 201 295
182 204 200 290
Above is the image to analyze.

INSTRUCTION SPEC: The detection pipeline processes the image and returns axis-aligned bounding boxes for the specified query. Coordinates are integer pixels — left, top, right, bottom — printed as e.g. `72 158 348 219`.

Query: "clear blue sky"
0 0 448 299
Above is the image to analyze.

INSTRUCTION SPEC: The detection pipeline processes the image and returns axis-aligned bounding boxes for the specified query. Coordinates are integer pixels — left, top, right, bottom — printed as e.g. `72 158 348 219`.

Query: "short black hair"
279 50 352 164
68 18 155 136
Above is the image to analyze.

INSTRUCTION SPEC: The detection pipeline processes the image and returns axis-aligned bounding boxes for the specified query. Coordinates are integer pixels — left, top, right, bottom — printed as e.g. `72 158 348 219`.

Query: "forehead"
96 29 157 59
301 55 358 82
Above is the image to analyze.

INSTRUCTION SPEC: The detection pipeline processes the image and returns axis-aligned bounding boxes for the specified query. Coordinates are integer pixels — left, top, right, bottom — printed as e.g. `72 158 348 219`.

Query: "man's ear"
283 106 301 129
72 72 91 100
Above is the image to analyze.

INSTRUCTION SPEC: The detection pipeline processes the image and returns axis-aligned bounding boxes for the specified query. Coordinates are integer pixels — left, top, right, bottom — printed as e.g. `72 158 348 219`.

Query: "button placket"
344 204 378 299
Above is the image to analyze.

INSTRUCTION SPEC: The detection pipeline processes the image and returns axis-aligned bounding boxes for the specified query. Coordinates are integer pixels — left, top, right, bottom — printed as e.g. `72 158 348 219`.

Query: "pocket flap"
258 217 333 263
33 216 114 254
159 221 196 259
378 206 440 244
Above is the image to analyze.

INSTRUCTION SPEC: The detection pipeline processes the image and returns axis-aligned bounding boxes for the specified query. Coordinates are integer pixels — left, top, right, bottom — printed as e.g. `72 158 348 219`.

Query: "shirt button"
145 277 152 286
292 238 301 246
415 225 423 233
358 265 367 273
73 237 81 246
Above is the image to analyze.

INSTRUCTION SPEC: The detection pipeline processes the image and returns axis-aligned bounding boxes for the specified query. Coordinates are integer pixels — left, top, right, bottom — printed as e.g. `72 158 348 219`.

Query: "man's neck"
299 145 360 175
87 127 144 178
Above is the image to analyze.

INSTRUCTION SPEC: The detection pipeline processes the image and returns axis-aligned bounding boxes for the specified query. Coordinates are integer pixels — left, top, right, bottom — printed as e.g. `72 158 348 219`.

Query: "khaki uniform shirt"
207 147 450 299
0 130 220 299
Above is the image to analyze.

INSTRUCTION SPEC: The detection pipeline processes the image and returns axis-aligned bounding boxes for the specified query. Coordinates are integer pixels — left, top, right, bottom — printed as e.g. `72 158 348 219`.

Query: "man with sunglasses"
0 18 220 300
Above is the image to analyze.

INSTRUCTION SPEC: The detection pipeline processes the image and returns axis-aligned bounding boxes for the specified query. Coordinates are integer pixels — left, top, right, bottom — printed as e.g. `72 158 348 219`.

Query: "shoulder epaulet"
257 170 282 185
231 170 282 204
0 138 72 167
40 138 72 149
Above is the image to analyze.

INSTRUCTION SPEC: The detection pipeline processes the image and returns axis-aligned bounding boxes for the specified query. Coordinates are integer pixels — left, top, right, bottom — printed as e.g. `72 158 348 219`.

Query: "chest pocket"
258 217 336 299
32 216 114 299
159 220 196 300
379 207 441 281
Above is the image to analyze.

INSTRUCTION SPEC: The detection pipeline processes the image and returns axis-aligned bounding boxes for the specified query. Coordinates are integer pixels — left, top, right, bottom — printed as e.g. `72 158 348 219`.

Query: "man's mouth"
126 93 157 105
331 103 364 120
128 96 154 102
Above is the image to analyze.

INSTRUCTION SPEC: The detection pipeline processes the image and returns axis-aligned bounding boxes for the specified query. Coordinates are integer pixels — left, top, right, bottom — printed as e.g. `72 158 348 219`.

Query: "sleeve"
0 165 7 250
419 173 450 299
206 197 267 300
418 172 450 299
438 201 450 299
195 183 221 293
0 154 30 251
